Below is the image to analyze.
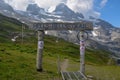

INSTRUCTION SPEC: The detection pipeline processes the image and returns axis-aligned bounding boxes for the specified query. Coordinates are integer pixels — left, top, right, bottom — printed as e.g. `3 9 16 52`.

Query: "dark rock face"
0 0 14 12
53 3 84 20
26 4 45 15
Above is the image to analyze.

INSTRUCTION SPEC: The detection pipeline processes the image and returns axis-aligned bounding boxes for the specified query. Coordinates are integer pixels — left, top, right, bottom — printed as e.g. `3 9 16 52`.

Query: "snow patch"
45 31 48 34
11 12 15 16
47 14 62 18
28 13 32 16
46 18 54 21
11 36 19 42
48 6 56 13
68 30 73 33
3 10 8 12
33 15 40 20
92 31 98 37
53 11 63 15
41 18 47 22
56 19 63 22
39 10 46 15
52 15 62 18
78 17 82 19
94 26 101 30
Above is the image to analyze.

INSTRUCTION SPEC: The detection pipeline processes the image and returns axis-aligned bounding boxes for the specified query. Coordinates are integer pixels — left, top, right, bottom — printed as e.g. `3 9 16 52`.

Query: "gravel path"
61 59 69 71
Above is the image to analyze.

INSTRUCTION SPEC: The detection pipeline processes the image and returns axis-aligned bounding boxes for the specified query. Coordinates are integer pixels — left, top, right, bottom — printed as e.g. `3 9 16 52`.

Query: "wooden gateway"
33 21 93 79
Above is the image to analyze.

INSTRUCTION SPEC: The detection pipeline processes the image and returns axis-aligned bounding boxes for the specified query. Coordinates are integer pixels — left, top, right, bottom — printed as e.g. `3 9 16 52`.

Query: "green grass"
0 35 118 80
0 42 58 80
86 65 120 80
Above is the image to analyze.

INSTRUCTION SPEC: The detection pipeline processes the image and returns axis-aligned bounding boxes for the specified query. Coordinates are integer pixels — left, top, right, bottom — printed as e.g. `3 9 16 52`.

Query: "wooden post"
22 24 24 44
80 31 85 74
37 30 44 72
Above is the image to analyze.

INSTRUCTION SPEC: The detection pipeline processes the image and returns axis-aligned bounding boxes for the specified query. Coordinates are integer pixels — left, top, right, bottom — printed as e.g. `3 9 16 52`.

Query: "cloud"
66 0 92 17
100 0 108 8
34 0 67 12
66 0 93 13
4 0 64 11
34 0 63 10
4 0 105 18
4 0 30 11
66 0 100 18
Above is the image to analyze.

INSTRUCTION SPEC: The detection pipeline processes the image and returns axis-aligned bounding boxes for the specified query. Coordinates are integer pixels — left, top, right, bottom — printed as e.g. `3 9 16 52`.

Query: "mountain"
52 3 83 20
17 3 84 22
0 0 14 12
53 3 73 17
0 1 39 26
0 12 34 43
0 2 120 57
27 4 45 15
0 13 22 42
0 0 15 19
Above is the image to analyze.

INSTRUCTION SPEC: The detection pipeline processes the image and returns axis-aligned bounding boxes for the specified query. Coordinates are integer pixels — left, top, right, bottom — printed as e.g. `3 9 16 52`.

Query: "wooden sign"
33 21 93 31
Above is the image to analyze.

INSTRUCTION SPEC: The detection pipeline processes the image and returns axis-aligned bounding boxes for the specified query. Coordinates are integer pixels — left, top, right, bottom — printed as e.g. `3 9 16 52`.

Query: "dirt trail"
60 59 69 71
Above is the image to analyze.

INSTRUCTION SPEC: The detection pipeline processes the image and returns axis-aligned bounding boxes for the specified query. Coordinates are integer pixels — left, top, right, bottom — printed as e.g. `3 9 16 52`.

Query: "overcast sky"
4 0 120 27
4 0 108 18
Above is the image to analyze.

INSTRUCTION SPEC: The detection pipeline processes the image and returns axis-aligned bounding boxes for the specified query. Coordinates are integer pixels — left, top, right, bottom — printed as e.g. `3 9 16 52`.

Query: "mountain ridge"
0 2 120 57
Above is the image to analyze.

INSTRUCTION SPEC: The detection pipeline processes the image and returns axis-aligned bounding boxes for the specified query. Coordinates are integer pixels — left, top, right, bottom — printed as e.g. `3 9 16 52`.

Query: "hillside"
0 13 22 42
0 13 120 80
0 13 31 43
0 35 120 80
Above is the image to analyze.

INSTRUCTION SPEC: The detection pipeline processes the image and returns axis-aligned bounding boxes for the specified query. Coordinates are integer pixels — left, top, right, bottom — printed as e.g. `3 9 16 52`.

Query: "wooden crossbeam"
33 21 93 31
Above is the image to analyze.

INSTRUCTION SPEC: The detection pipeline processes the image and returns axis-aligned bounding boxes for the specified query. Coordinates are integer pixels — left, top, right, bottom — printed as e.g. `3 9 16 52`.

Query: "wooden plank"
79 72 87 79
73 72 80 80
61 71 65 80
61 71 87 80
66 72 72 80
33 21 93 30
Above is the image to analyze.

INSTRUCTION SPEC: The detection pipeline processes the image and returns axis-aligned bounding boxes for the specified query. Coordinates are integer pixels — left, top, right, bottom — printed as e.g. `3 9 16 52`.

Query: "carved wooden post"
80 31 85 74
37 30 44 72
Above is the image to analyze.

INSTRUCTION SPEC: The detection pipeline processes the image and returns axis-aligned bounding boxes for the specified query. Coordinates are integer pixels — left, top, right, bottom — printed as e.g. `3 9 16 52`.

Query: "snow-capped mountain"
52 3 84 20
0 0 15 18
27 4 45 15
16 3 84 22
0 0 27 23
0 0 14 12
0 2 120 57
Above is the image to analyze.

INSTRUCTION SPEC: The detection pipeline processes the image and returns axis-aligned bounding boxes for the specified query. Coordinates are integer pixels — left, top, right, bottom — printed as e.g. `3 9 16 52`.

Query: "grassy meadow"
0 35 120 80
